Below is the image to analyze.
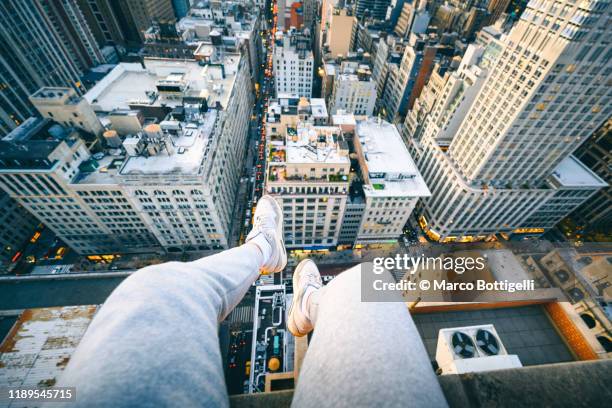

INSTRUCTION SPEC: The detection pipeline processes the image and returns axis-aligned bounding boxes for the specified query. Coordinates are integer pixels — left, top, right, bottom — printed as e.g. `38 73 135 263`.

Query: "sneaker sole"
287 259 315 337
259 195 287 274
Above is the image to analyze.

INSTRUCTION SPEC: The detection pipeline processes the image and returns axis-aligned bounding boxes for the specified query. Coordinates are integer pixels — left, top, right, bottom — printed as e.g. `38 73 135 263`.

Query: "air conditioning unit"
435 324 522 375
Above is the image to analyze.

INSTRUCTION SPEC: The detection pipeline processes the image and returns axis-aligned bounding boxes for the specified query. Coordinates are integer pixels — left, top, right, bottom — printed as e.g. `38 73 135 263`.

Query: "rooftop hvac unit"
123 136 145 157
435 324 522 375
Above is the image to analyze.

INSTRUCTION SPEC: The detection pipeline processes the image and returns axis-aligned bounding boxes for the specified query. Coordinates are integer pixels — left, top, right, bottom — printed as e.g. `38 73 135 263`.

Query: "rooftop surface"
285 125 350 165
0 118 77 165
413 305 574 366
73 153 125 184
0 306 97 400
29 87 81 105
551 155 608 188
482 249 532 283
84 56 240 112
120 109 218 176
356 119 431 197
309 99 328 119
332 112 357 126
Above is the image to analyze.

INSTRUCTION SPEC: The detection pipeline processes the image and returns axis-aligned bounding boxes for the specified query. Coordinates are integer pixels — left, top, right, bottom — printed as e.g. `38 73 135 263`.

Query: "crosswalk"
228 305 254 324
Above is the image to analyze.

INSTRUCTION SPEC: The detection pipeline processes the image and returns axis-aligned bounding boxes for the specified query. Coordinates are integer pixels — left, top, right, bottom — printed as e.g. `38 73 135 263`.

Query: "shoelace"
253 213 274 230
303 272 322 288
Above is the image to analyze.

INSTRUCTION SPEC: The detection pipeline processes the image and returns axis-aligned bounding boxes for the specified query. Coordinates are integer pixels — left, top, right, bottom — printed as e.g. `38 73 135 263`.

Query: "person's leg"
59 196 286 408
290 262 448 408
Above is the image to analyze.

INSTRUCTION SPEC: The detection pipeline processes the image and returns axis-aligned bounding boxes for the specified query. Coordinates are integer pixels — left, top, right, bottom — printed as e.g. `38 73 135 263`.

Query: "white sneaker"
246 195 287 274
288 259 322 337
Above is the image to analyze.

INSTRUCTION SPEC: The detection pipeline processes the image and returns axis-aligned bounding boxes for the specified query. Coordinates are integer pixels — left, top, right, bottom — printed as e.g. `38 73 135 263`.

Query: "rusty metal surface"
0 305 97 400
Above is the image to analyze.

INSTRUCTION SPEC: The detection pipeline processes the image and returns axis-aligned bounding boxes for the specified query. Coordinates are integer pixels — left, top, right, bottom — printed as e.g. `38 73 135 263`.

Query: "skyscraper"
404 0 611 242
302 0 317 29
0 50 254 255
75 0 140 47
38 0 106 72
0 0 84 137
354 0 392 21
265 98 352 250
329 62 377 116
171 0 190 19
566 119 612 235
487 0 512 24
449 0 610 186
273 30 314 98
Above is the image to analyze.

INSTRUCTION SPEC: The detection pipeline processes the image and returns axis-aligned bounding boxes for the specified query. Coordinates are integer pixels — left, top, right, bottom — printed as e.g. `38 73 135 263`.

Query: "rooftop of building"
3 301 607 407
267 97 328 122
84 55 240 112
336 62 373 82
72 153 125 185
285 125 350 165
413 305 575 366
550 155 608 189
356 119 431 198
332 112 357 126
308 99 328 119
29 87 82 106
0 118 81 169
274 30 312 59
73 107 219 183
324 63 336 76
0 306 97 392
121 110 217 176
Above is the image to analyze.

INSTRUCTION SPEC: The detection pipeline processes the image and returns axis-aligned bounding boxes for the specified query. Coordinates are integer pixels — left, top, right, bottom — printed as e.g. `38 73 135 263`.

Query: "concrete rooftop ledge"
229 360 612 408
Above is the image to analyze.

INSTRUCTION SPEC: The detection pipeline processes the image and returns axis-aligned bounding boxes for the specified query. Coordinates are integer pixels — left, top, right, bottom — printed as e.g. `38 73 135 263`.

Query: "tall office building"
405 0 611 242
265 98 352 249
302 0 317 29
566 119 612 235
352 118 430 244
378 33 438 122
354 0 391 21
75 0 141 47
38 0 106 72
0 49 253 254
273 30 314 98
124 0 176 41
449 1 610 186
487 0 511 24
329 62 377 116
0 0 85 137
326 8 357 58
171 0 190 19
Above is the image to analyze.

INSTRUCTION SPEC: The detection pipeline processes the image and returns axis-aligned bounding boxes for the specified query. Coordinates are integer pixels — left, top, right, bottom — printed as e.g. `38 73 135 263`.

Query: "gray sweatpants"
58 244 447 408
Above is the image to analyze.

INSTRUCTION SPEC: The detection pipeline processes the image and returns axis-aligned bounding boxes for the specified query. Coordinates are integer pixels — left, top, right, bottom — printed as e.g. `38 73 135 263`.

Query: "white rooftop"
84 56 240 112
286 126 349 165
309 98 328 118
332 112 357 126
551 155 607 188
120 109 218 176
356 119 431 197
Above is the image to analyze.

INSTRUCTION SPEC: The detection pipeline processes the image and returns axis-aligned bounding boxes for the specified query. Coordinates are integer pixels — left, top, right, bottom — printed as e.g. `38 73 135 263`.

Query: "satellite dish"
476 329 500 356
451 331 475 358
